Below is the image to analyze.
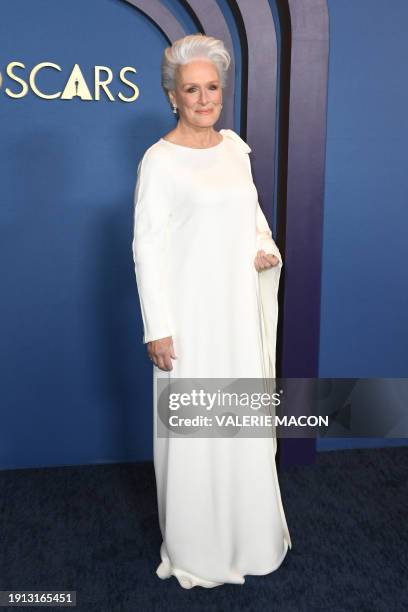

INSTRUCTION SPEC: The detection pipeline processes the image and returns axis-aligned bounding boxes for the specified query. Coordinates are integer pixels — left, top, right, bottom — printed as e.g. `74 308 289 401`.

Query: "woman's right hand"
147 336 177 371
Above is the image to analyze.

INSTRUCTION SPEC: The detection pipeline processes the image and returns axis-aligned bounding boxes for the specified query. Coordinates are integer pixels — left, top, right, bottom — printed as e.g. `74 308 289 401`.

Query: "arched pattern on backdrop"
124 0 329 467
279 0 329 466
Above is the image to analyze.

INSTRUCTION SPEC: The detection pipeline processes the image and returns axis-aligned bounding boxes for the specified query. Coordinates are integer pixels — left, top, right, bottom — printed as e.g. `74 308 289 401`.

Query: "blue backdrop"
0 0 406 469
317 0 408 450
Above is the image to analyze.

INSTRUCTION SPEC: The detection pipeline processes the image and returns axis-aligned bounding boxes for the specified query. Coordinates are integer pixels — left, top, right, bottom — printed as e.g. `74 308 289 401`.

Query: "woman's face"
169 59 223 127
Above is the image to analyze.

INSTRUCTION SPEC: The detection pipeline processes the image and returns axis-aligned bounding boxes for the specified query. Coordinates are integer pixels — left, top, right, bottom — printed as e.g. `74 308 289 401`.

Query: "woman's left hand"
254 249 280 272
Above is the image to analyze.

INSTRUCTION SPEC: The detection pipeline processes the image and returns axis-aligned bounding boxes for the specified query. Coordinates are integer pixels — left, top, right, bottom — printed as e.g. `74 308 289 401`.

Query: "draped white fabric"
132 129 292 588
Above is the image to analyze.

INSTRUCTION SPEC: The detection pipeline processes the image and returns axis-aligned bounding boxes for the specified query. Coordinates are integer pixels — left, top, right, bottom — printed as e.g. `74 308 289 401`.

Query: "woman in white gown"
132 33 292 589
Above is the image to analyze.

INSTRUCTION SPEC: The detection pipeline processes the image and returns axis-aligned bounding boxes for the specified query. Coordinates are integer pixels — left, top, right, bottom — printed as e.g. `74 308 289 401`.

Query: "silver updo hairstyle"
161 33 231 97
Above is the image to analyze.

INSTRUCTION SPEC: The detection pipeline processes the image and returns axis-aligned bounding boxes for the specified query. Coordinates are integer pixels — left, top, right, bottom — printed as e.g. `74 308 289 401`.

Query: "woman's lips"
196 109 213 114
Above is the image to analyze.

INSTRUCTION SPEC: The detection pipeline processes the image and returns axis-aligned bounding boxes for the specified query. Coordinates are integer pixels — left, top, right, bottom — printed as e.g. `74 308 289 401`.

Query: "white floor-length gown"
132 128 292 589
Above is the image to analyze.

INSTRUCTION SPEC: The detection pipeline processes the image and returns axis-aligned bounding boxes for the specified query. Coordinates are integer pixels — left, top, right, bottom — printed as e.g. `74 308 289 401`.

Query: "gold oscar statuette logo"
0 62 139 102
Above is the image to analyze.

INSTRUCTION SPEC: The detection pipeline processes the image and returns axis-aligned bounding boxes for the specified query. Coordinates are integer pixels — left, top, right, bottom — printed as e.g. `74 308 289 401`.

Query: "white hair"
161 33 231 94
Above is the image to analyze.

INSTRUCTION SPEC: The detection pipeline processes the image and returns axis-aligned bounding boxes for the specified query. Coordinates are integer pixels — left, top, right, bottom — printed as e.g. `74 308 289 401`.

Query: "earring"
172 104 178 114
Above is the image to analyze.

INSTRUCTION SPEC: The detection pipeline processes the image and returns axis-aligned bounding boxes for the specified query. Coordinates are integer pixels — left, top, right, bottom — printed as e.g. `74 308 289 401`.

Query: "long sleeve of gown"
256 201 283 379
132 152 174 344
256 202 283 267
247 156 283 381
245 150 283 267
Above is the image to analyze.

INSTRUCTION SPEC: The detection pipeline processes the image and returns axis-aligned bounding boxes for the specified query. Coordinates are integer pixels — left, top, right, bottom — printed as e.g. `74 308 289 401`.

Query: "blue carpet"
0 446 406 611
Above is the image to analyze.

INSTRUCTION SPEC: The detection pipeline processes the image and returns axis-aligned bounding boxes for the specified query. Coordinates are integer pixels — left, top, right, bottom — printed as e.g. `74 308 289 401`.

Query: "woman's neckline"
159 131 225 150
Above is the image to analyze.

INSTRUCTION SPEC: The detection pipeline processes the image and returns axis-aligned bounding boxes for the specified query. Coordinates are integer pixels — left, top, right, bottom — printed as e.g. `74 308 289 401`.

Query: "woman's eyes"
187 85 218 93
